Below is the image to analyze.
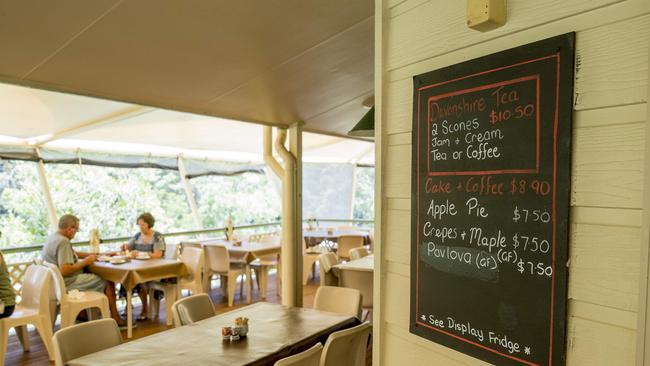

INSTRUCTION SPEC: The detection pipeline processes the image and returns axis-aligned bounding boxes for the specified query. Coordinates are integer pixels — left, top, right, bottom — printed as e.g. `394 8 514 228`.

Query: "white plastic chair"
171 293 216 327
179 246 205 295
43 262 110 329
165 243 179 260
0 265 55 365
336 235 365 261
179 241 202 252
302 238 319 285
251 234 281 298
149 246 203 325
348 247 368 261
339 270 373 321
250 253 278 300
320 322 371 366
148 282 177 326
52 318 122 366
275 342 323 366
203 244 246 307
313 286 362 320
318 253 339 286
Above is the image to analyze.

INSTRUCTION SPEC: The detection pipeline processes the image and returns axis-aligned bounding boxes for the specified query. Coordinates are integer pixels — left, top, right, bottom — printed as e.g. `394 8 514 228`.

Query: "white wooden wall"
376 0 649 364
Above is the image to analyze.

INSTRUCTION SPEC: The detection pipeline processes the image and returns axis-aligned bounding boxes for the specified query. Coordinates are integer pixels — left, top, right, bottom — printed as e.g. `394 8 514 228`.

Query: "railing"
2 218 373 293
2 222 282 256
314 218 374 228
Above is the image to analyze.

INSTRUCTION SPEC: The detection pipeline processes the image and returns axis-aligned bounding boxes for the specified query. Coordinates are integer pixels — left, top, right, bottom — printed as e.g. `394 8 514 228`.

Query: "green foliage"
0 160 374 249
353 167 375 220
45 164 194 241
193 173 281 228
0 161 50 246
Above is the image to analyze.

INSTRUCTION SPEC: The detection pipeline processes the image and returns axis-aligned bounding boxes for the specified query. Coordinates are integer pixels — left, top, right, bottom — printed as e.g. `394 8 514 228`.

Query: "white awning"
0 82 374 165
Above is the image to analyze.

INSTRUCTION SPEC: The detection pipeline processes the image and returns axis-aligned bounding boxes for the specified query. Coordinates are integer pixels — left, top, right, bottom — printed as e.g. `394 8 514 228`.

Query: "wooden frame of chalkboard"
410 33 574 366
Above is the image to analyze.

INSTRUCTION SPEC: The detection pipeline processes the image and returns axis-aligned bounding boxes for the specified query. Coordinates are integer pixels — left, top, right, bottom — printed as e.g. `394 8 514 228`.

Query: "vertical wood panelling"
378 0 650 364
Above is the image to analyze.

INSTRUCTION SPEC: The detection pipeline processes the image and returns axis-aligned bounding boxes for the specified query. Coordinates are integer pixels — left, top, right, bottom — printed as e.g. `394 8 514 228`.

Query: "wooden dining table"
68 302 359 366
187 239 282 303
89 258 187 338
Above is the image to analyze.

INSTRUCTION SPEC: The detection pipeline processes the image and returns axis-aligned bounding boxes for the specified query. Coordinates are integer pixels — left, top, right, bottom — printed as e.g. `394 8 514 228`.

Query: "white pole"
177 156 203 230
275 129 295 306
289 122 303 307
349 163 358 221
34 148 58 230
263 127 284 178
263 125 303 306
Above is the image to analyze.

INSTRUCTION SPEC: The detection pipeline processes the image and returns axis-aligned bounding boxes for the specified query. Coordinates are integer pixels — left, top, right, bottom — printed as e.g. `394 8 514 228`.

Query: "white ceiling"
0 0 374 137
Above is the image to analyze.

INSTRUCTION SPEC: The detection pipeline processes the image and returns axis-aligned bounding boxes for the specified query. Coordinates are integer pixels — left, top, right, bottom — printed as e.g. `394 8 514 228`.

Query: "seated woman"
0 236 16 319
120 212 165 320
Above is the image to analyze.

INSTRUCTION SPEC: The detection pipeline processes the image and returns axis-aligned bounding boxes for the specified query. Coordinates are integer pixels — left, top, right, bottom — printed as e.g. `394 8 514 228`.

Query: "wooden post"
289 122 303 307
264 126 302 306
275 128 298 306
373 0 385 364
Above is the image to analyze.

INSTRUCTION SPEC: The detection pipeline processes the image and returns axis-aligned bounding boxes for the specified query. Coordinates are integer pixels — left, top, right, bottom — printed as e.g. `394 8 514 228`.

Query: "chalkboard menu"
410 33 574 366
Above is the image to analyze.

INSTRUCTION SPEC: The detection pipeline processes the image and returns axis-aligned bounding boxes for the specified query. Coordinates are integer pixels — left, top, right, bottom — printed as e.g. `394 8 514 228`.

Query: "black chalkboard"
410 33 574 366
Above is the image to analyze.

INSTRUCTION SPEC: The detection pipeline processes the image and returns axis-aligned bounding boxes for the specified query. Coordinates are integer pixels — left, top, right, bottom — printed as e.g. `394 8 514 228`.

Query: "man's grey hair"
58 214 79 230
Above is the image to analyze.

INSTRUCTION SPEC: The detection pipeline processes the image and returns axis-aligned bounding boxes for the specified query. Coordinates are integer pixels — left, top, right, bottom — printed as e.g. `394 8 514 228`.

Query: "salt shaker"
230 327 240 341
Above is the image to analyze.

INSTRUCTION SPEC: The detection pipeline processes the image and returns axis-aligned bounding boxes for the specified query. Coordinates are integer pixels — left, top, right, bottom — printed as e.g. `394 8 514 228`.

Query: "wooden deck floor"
5 273 323 366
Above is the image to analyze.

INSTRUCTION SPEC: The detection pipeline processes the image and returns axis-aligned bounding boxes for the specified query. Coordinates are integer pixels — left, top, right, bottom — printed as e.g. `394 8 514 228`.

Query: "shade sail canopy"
0 83 374 165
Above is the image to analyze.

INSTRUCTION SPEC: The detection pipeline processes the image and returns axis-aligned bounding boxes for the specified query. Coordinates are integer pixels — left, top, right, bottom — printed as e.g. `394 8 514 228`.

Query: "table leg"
127 289 133 339
245 264 252 304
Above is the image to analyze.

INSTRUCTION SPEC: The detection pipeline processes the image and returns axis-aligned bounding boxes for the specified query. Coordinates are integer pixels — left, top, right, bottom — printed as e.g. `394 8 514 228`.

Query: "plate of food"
135 253 151 260
97 255 112 262
110 257 127 264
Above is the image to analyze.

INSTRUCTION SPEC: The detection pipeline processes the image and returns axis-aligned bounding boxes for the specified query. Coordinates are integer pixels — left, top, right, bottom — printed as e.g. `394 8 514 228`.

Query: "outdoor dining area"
0 53 377 364
0 36 378 361
2 210 375 366
0 1 384 364
1 0 646 364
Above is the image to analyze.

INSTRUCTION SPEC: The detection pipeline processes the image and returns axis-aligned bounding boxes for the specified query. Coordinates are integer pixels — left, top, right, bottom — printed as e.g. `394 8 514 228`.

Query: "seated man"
41 214 126 326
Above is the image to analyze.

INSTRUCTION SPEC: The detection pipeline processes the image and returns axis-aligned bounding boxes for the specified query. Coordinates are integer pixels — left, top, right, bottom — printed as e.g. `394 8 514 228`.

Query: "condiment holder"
222 317 249 342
